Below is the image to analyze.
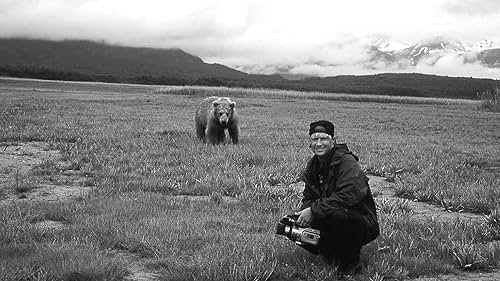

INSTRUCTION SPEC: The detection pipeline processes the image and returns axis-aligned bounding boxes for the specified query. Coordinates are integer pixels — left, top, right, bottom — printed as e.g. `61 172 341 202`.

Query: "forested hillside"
1 38 499 99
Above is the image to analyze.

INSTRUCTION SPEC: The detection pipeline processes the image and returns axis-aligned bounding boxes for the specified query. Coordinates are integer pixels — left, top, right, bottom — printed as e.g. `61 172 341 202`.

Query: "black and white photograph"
1 1 499 280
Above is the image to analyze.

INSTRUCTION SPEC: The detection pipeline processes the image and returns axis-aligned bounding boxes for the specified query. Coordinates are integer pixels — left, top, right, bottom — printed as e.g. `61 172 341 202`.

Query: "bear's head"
213 98 235 126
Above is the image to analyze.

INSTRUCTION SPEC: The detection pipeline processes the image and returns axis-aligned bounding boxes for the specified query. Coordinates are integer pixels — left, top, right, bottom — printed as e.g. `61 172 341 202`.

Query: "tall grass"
0 80 499 280
477 87 500 112
157 86 479 105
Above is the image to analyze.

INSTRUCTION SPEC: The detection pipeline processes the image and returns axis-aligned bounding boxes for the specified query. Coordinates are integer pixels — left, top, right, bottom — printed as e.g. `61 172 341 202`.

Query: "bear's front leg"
206 126 226 145
228 124 239 145
206 129 218 145
196 125 207 142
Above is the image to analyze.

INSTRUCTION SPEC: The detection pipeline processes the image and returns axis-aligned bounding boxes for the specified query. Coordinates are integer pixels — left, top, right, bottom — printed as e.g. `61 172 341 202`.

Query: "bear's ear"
229 101 236 108
213 101 220 107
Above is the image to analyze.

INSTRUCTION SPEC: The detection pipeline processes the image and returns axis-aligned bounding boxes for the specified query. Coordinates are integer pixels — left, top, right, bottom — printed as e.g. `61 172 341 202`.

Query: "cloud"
235 45 500 80
0 0 478 48
0 1 243 45
413 52 500 79
0 0 499 79
444 0 500 16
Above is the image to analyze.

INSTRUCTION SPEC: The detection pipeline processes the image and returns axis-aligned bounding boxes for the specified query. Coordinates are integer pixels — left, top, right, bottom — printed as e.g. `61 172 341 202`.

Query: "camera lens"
276 222 286 235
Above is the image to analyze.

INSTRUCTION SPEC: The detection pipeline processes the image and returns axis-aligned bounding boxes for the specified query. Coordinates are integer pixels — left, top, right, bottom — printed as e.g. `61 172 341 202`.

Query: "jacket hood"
330 143 359 164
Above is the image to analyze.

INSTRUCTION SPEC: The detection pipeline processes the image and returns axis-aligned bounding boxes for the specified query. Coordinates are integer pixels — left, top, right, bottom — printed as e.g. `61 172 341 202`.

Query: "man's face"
310 132 334 157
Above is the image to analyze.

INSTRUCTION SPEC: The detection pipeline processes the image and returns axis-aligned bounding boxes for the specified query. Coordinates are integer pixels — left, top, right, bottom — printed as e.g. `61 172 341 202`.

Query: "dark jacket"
300 144 379 245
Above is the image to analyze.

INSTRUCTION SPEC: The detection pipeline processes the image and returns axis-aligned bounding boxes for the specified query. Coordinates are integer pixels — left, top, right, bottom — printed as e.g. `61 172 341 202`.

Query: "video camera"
276 214 321 254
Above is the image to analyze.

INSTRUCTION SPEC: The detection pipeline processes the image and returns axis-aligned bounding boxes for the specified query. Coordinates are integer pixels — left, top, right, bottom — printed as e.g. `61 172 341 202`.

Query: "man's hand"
294 207 313 227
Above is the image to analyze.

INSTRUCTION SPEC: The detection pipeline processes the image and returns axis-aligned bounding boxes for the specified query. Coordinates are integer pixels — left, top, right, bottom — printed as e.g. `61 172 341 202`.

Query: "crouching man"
295 120 380 274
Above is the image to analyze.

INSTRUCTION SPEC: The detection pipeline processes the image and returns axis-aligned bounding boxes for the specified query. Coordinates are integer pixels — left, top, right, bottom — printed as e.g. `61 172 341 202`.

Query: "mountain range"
0 37 499 99
0 38 247 80
368 36 500 68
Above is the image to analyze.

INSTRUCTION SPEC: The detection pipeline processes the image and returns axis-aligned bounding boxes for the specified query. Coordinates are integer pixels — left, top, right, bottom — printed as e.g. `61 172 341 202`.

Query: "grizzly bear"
195 96 239 145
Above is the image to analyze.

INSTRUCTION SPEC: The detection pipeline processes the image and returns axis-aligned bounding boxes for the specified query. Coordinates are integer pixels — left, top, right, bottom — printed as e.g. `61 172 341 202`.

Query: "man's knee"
313 209 367 243
314 209 356 228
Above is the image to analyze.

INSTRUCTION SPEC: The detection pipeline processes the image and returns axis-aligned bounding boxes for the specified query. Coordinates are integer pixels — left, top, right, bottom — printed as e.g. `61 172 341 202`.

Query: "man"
295 120 379 274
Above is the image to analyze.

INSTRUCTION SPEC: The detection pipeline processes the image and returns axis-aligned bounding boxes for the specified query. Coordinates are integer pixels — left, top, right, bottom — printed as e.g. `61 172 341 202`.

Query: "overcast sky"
1 0 500 79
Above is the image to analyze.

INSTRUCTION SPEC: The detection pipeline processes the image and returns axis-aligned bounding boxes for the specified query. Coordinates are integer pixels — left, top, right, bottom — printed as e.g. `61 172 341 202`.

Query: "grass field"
0 78 499 280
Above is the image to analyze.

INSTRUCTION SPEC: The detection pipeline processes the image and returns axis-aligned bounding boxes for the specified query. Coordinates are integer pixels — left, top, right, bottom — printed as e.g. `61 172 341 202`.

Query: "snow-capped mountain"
393 37 467 58
369 36 500 67
472 39 496 51
237 36 500 78
370 38 409 52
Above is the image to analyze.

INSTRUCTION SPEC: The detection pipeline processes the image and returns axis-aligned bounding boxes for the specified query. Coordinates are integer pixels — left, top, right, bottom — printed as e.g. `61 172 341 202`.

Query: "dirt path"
1 142 498 280
0 141 161 280
366 176 500 281
0 141 92 205
286 176 486 225
366 175 486 224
